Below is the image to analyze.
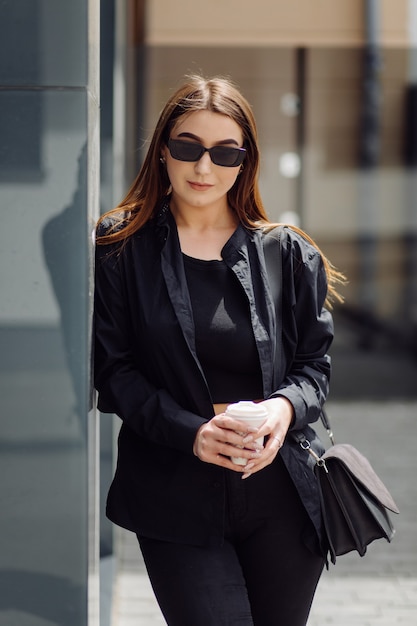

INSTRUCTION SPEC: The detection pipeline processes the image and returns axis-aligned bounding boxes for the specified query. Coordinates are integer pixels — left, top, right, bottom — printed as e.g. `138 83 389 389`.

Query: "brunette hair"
96 74 344 305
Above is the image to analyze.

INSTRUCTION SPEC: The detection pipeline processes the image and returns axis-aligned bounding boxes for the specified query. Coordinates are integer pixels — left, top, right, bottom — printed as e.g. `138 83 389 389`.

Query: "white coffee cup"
225 401 267 466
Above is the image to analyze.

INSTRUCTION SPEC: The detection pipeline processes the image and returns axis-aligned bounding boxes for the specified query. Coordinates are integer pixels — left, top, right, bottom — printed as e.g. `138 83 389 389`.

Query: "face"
161 110 244 214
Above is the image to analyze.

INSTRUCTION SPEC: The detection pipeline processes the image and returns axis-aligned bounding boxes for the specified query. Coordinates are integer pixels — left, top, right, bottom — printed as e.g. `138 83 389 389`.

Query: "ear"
160 144 168 162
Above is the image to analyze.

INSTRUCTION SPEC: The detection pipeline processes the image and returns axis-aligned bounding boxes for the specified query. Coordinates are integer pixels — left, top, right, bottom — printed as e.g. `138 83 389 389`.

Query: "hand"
193 412 264 472
239 397 294 479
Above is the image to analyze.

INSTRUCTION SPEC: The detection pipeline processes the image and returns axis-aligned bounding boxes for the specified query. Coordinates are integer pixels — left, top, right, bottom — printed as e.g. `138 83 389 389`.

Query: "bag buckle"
299 437 329 472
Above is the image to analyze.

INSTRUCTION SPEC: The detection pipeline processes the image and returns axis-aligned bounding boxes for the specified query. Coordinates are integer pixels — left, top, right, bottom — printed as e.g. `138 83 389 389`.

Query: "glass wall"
139 45 417 400
0 1 99 625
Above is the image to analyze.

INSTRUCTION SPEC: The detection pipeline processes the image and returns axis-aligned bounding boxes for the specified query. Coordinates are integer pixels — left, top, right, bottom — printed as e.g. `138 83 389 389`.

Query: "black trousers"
138 457 324 626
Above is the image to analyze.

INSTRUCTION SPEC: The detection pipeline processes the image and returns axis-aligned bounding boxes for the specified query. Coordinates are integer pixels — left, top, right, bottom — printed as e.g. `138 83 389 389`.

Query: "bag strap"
320 407 335 445
291 408 335 466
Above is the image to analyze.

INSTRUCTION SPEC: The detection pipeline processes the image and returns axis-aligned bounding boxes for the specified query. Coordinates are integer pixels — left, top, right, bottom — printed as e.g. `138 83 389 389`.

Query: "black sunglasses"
167 138 246 167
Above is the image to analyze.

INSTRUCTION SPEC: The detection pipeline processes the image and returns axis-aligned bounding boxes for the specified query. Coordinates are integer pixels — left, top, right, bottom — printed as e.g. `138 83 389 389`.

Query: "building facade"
0 1 100 625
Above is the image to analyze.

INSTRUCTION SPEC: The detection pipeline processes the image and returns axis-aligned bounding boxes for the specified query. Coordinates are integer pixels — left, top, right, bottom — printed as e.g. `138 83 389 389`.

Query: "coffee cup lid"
225 401 267 418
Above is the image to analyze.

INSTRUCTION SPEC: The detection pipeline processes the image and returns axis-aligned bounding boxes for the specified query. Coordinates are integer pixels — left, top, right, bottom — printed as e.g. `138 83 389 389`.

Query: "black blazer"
94 202 333 549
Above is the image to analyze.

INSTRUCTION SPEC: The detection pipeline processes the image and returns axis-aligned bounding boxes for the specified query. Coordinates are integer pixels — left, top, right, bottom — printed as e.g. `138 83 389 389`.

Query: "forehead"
172 110 243 142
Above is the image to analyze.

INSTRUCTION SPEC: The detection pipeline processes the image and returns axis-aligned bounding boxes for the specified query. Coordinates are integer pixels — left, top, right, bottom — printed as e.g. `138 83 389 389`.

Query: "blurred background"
0 1 416 625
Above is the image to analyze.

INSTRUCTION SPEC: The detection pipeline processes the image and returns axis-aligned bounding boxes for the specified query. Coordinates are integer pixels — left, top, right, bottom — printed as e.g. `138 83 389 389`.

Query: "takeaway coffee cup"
225 401 267 466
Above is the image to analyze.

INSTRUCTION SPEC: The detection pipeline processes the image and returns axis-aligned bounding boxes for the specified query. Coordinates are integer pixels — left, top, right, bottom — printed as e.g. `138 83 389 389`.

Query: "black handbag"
262 225 400 563
295 409 400 564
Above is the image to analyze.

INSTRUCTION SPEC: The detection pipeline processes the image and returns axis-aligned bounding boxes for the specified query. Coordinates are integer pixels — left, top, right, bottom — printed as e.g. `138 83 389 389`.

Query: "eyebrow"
176 132 240 147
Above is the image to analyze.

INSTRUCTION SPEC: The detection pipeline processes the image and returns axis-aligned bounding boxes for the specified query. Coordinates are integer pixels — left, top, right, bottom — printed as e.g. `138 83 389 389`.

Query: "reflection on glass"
0 90 88 625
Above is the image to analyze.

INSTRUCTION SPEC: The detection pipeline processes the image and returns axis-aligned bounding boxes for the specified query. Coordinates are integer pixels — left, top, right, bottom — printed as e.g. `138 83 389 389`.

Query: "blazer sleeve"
93 228 207 453
270 229 334 430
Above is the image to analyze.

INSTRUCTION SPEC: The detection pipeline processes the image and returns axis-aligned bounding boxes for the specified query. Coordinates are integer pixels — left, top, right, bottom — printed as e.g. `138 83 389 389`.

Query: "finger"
241 439 282 478
270 435 283 448
218 443 263 462
211 424 264 451
213 414 259 435
242 458 270 479
198 435 263 465
241 461 256 479
209 453 259 475
216 455 253 473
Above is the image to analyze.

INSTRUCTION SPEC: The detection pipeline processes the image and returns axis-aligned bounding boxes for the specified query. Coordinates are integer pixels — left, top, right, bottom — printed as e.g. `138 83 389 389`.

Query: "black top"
183 253 263 403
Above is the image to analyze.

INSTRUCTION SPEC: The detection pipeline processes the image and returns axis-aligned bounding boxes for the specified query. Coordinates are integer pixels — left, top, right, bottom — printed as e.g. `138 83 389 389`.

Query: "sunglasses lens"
168 139 246 167
168 140 203 162
210 146 246 167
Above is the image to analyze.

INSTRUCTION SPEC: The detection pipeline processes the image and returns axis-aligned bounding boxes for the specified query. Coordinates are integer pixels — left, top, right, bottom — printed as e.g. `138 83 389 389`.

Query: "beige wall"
305 47 409 237
146 0 409 47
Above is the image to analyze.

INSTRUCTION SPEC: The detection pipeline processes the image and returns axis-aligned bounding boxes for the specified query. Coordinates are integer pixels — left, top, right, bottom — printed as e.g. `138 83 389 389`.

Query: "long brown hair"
97 74 345 305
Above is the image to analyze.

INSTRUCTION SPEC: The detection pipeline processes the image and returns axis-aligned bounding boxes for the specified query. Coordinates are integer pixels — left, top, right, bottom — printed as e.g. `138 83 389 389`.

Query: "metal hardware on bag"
298 437 329 473
316 458 329 473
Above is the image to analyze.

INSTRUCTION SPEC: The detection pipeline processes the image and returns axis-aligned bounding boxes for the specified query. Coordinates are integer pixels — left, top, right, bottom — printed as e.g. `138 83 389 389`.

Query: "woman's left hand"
240 397 294 479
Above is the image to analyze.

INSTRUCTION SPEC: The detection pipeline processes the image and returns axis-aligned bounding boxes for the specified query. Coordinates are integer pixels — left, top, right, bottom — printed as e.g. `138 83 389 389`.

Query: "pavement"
109 401 417 625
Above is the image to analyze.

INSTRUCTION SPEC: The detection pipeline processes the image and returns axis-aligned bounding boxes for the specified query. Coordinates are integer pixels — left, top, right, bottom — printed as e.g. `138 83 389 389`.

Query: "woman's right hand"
192 413 263 471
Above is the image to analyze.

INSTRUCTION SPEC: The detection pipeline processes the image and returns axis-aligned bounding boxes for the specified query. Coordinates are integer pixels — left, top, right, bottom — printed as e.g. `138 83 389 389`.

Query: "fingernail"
244 462 255 472
242 472 251 480
242 435 253 444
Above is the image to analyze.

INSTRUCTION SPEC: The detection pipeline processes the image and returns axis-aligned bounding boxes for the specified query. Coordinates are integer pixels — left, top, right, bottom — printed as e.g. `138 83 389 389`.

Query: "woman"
94 75 344 625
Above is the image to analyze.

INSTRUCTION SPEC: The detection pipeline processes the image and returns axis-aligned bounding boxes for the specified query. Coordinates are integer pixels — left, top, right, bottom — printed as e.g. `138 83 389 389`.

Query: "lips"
188 181 213 191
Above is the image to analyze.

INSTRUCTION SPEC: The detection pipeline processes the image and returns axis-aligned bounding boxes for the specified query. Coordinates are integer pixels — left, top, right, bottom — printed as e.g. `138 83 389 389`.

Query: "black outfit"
182 253 263 402
94 200 334 624
138 461 324 626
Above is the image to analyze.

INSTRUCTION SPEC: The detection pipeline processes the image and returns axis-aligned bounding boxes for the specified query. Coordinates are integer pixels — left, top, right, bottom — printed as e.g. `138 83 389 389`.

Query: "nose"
194 150 212 174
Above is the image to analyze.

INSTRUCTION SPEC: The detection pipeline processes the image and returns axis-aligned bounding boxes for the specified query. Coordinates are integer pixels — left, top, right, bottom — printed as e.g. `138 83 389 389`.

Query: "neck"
169 199 238 260
170 200 237 232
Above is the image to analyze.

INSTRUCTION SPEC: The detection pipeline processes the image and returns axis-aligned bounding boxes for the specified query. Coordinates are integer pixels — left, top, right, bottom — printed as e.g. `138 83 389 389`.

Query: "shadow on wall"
41 142 92 436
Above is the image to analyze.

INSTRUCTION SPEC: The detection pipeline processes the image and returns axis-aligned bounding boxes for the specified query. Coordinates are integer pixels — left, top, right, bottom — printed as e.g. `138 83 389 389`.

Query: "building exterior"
0 2 416 624
0 1 100 625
